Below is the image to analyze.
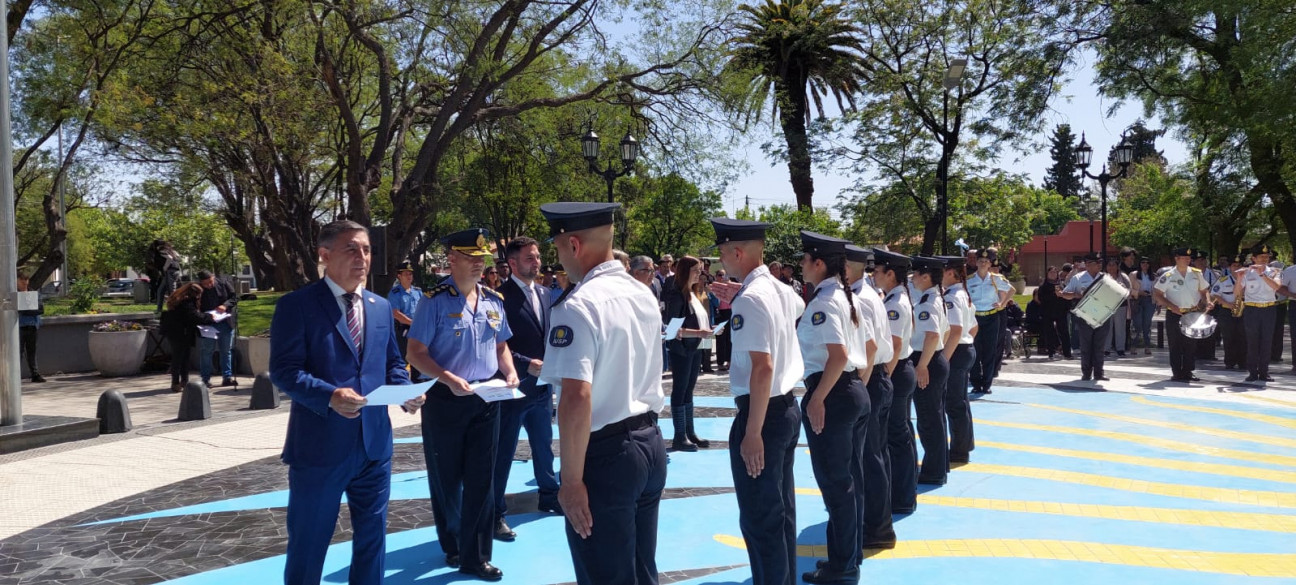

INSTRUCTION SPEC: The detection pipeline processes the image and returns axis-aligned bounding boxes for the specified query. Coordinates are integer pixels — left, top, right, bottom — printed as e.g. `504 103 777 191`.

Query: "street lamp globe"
1074 133 1093 169
620 132 640 168
1114 139 1134 167
581 128 600 162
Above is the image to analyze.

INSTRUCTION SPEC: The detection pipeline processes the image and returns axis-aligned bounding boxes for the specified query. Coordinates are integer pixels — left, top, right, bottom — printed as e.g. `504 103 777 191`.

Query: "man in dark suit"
492 236 562 543
270 220 424 585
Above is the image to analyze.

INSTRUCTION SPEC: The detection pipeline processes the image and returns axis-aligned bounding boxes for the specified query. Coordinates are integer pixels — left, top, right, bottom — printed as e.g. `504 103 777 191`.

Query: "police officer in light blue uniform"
407 228 520 582
846 244 897 549
1212 254 1246 370
909 256 951 486
712 217 804 585
796 231 871 584
387 259 422 364
967 248 1013 394
872 248 917 514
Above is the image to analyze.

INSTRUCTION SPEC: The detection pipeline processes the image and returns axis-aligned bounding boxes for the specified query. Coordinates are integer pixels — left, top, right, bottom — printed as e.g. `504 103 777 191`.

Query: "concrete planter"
1012 278 1026 295
88 330 148 377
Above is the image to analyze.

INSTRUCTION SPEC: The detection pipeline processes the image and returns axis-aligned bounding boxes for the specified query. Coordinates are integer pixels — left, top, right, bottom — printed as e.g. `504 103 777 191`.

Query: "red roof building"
1017 220 1119 285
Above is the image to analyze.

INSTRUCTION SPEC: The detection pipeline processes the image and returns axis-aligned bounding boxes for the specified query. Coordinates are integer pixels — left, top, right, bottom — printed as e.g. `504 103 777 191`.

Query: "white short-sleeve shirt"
944 283 976 345
854 281 893 366
729 265 805 397
1153 267 1209 310
910 286 949 355
1241 265 1282 304
539 260 665 432
798 280 871 376
883 286 914 359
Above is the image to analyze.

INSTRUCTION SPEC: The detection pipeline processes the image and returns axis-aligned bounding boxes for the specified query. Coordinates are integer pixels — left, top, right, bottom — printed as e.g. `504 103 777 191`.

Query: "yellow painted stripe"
792 489 1296 533
1025 402 1296 450
976 440 1296 485
1237 393 1296 409
1131 395 1296 429
957 463 1296 508
714 535 1296 576
978 419 1296 468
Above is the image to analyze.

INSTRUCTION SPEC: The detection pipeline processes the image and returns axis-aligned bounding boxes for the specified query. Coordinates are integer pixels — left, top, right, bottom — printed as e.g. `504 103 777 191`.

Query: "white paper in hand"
712 321 728 336
470 379 523 402
364 379 436 406
663 317 686 340
207 310 232 323
197 325 219 339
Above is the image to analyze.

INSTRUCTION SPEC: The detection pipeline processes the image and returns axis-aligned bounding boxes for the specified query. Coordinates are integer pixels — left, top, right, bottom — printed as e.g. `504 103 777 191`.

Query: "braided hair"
945 263 973 307
809 252 859 326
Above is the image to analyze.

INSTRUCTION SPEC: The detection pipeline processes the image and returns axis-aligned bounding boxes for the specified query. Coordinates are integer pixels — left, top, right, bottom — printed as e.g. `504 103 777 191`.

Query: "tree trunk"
920 213 941 256
1247 135 1296 260
777 77 814 211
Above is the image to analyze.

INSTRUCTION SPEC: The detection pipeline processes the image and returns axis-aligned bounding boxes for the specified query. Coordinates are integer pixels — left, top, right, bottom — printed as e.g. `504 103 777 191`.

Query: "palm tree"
727 0 868 210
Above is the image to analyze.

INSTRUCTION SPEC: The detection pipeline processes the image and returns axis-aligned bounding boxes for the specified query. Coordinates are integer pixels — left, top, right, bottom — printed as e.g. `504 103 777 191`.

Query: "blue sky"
723 50 1191 217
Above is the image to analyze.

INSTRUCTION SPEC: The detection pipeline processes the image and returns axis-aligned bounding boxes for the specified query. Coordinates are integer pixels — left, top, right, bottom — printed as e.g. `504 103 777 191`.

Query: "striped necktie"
342 292 363 352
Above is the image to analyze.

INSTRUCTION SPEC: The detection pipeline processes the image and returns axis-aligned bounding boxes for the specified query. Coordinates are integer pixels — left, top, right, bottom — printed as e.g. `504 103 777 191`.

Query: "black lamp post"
581 126 639 248
936 58 967 255
1074 133 1134 257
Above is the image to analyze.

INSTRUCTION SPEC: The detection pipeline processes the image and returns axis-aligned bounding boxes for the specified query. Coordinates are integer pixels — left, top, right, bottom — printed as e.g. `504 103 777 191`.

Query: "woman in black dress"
162 283 215 392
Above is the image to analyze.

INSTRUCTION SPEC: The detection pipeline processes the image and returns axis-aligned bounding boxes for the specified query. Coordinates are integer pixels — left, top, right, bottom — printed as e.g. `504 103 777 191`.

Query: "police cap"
1172 247 1193 258
975 248 998 262
872 248 911 270
799 230 849 258
1252 243 1275 257
1083 252 1102 262
910 255 945 272
845 244 873 265
936 255 965 269
1230 253 1246 265
396 259 415 272
1192 249 1209 261
709 217 770 246
540 202 620 239
441 228 492 257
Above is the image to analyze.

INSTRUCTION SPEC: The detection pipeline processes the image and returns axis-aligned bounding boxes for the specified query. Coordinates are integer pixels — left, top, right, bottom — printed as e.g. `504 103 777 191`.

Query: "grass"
42 291 287 337
44 297 156 316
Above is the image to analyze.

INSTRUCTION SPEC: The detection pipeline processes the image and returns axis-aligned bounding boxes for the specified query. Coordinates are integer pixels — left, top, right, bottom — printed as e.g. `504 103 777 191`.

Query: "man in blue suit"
270 220 425 585
492 236 562 541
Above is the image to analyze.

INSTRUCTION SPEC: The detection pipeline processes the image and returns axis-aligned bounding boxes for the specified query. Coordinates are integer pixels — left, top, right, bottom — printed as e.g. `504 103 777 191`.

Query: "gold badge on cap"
476 233 486 248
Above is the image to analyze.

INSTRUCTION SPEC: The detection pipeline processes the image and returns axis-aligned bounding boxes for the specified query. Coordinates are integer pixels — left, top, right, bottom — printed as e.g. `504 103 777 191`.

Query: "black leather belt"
589 412 657 441
735 391 797 410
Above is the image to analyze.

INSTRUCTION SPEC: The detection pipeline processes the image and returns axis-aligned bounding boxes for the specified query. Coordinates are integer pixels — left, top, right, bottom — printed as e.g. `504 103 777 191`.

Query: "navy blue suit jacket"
498 277 550 394
271 279 410 467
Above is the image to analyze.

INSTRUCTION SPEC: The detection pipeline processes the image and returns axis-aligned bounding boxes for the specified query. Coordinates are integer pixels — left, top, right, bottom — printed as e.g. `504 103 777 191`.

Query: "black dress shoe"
892 506 915 515
802 565 860 584
672 437 698 452
493 518 516 542
1095 375 1110 381
1189 375 1201 381
863 540 898 550
949 454 970 464
916 476 947 486
1245 374 1259 382
30 374 46 383
687 433 711 449
537 500 563 515
1263 374 1275 382
221 377 238 387
459 562 503 582
445 554 460 568
981 387 992 394
1080 374 1092 381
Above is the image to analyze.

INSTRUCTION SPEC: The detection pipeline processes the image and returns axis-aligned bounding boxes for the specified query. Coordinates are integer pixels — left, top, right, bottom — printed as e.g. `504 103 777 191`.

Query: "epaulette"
1189 267 1201 274
482 286 504 301
551 284 576 307
424 283 457 298
919 293 930 305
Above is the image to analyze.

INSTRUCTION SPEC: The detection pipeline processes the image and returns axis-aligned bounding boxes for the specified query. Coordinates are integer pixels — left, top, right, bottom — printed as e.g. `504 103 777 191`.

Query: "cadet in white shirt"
794 231 871 583
939 256 978 464
909 256 951 486
873 248 917 514
536 202 668 585
846 244 897 549
1153 247 1210 382
966 248 1014 394
1212 254 1247 370
1239 244 1283 382
1060 253 1111 382
709 218 804 585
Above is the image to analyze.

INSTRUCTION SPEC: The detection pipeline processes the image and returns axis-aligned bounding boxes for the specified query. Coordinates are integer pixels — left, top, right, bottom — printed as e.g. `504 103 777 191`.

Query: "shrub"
68 279 104 314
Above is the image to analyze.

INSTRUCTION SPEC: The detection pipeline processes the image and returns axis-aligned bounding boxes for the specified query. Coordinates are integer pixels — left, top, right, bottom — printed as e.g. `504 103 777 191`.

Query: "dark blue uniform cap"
539 202 621 238
799 230 849 258
1173 247 1193 258
1083 252 1102 262
845 244 874 264
1191 249 1209 260
440 228 492 257
935 255 965 269
709 217 770 246
396 259 415 272
910 255 945 271
974 247 998 262
1252 243 1275 257
872 248 911 270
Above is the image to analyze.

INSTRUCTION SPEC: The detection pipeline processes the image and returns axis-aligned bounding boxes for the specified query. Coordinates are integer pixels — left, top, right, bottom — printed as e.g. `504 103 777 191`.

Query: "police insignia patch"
919 311 931 321
1159 276 1168 284
549 325 573 348
1212 285 1220 292
887 309 899 320
732 315 744 331
945 301 954 310
811 311 826 326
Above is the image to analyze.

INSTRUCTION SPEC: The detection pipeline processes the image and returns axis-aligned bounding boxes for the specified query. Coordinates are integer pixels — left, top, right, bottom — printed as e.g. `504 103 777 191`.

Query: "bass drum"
1071 275 1130 328
1179 311 1218 339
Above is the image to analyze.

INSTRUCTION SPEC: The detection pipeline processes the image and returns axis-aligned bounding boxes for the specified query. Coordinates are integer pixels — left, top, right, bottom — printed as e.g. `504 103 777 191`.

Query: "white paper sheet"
470 379 524 402
197 325 218 339
712 321 728 336
663 317 685 340
364 379 437 406
206 310 232 322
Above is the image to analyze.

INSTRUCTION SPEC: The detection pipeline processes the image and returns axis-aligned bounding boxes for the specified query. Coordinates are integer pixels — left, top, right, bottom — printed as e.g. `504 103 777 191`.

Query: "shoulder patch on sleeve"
549 325 574 348
945 301 954 310
811 311 826 326
732 314 744 331
887 309 899 321
919 311 931 321
1158 275 1168 284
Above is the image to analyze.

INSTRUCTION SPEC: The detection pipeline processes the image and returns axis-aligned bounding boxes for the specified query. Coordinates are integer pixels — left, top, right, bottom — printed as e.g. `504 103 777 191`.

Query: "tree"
737 204 841 266
726 0 867 210
625 174 722 259
1042 124 1081 198
838 0 1089 254
1108 163 1210 259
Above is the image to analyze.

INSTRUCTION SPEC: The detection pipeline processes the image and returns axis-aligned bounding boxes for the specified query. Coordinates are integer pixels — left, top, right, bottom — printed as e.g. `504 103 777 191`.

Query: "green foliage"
951 176 1043 251
232 293 285 338
745 204 841 266
67 278 104 314
1027 189 1082 237
626 174 723 258
1043 124 1081 198
1108 164 1208 259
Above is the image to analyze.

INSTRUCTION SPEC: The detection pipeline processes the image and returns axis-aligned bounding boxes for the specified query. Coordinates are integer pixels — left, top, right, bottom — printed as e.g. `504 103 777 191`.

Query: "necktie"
529 284 543 318
342 292 363 352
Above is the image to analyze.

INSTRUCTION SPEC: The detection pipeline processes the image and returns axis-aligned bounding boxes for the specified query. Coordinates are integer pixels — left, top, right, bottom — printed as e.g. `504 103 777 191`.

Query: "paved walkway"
1 350 1295 584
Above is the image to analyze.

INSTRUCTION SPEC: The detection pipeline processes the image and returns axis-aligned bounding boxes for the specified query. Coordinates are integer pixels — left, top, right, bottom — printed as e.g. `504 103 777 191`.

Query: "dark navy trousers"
566 414 667 585
912 351 950 485
731 392 801 585
970 312 1002 391
421 383 499 570
1246 305 1278 377
802 371 870 572
494 383 559 516
285 434 390 585
946 344 976 461
887 361 918 513
860 364 895 547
